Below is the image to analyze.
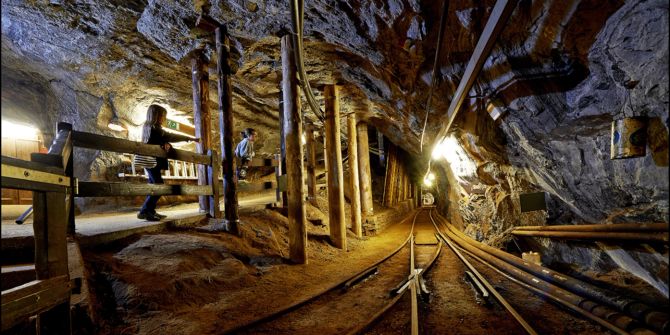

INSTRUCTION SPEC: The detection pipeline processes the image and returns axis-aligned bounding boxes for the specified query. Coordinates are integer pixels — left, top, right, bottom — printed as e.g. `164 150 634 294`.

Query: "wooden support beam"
192 50 211 214
377 129 385 167
208 149 221 218
383 144 397 207
30 164 71 335
305 122 317 205
324 85 346 250
356 122 374 220
281 35 308 264
432 0 518 147
347 115 362 238
216 24 240 234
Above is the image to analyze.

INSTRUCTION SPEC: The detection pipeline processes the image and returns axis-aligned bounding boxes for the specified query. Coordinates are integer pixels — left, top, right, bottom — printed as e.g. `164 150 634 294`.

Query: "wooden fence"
1 122 282 333
1 125 73 333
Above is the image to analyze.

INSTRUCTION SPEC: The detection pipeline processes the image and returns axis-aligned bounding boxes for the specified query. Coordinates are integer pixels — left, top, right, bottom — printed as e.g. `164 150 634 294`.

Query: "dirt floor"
82 197 412 335
80 203 658 335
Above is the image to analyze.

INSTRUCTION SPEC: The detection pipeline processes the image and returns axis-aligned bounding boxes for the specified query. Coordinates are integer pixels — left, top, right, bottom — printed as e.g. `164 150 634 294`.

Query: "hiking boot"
154 212 167 219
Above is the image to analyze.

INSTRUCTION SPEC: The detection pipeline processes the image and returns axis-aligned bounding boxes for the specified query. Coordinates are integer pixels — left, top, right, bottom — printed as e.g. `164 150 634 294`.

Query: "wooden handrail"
72 130 211 165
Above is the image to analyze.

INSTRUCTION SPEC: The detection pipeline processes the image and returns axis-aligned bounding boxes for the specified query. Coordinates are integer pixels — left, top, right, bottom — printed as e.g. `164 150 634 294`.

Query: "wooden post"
274 153 283 207
216 25 239 235
347 115 362 237
383 144 397 207
192 50 211 214
324 85 346 249
33 189 71 334
356 122 374 219
281 35 307 263
305 122 317 205
278 86 288 207
377 129 385 167
208 149 221 218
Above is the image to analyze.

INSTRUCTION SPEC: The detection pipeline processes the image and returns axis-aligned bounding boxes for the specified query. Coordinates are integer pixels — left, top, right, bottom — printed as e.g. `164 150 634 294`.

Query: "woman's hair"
240 127 256 139
142 104 167 143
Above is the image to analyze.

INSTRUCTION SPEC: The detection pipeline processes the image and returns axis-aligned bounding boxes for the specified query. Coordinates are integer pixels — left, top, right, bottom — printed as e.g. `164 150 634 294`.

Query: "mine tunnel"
1 0 668 334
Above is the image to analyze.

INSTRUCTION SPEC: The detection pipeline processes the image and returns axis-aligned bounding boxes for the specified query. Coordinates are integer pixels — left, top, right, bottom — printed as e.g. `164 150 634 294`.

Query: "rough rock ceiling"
1 0 623 156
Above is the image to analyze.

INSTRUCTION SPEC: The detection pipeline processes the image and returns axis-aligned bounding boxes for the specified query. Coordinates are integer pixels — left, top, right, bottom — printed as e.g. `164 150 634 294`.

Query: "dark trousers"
140 167 163 214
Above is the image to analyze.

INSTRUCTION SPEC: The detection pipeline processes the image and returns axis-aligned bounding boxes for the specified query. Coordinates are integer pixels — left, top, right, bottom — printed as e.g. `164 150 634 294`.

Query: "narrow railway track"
226 208 667 335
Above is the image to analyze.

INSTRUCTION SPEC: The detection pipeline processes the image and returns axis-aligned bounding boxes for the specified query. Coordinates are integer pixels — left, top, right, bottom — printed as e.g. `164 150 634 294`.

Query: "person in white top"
234 128 257 180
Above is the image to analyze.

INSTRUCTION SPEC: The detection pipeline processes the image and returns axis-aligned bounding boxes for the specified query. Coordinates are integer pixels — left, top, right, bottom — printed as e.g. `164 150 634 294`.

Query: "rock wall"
434 0 668 298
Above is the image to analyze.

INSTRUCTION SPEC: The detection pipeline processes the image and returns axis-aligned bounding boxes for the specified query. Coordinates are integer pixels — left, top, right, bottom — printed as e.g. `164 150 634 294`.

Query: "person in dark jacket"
234 128 257 180
138 104 199 221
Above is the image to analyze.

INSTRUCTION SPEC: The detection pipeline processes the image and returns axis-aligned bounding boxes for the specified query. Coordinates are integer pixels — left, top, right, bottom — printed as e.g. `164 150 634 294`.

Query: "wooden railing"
0 122 285 333
1 124 73 333
118 152 281 199
64 123 221 218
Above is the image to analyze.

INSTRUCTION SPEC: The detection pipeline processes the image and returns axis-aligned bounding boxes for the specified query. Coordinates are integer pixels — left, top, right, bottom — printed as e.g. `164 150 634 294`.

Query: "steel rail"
342 210 420 290
435 217 649 334
434 214 669 334
428 209 539 335
347 211 443 335
222 210 422 334
410 235 419 335
453 243 630 335
514 223 669 232
511 230 668 242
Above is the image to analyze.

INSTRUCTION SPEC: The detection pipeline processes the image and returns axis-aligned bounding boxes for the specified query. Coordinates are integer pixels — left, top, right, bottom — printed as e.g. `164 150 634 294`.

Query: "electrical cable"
419 0 450 153
289 0 325 122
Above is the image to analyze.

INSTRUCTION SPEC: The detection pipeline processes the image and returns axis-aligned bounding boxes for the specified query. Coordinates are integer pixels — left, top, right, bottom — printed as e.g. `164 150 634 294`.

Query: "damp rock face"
1 1 668 296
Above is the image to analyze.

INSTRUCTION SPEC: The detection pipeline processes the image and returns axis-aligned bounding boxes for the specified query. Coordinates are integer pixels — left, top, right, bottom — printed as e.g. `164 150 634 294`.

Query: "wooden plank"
432 0 518 146
44 191 69 278
208 149 221 218
1 156 66 175
192 50 211 214
72 131 210 165
1 177 67 193
324 84 346 250
77 182 212 197
41 123 72 170
237 181 275 193
32 191 49 279
282 35 308 264
274 153 283 206
248 157 279 167
347 115 362 238
357 122 374 219
1 163 69 188
1 275 67 302
1 276 70 332
216 24 240 233
305 123 317 205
